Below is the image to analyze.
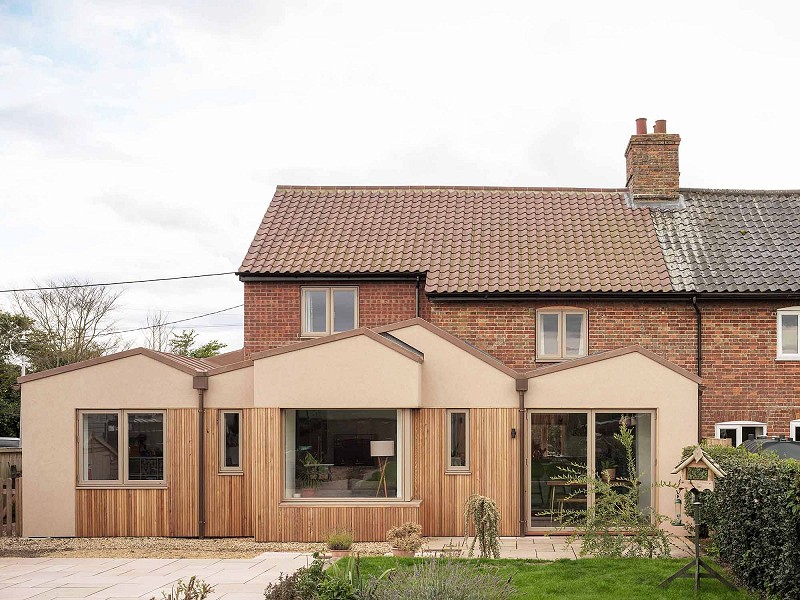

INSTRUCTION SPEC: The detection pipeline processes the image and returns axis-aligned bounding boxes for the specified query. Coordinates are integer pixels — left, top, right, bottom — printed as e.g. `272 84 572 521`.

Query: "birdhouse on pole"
671 446 726 492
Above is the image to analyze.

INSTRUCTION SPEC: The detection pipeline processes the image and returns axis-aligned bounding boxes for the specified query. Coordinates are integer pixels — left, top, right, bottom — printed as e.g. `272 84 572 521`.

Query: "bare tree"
144 310 172 352
15 278 129 371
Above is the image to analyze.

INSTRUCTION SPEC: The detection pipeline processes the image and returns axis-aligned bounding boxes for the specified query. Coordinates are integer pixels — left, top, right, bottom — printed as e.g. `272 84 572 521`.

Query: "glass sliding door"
529 410 655 530
530 412 588 528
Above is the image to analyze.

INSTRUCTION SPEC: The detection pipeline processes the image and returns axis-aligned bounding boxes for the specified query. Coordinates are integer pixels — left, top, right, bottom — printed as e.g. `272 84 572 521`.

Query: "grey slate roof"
652 189 800 293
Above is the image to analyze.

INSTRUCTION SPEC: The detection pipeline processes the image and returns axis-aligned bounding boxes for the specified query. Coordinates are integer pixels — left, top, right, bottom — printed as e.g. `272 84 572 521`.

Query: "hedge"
681 444 800 599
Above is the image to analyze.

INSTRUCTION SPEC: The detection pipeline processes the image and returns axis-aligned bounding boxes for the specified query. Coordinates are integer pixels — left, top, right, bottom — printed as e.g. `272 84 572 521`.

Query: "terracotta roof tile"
239 186 672 294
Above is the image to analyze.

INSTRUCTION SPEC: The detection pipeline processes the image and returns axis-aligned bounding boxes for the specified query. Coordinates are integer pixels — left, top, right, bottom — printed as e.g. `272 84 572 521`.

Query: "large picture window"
78 410 166 486
284 409 401 499
301 287 358 336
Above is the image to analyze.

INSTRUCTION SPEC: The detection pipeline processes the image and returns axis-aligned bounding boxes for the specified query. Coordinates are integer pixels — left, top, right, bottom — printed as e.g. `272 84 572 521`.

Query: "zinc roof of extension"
240 186 800 295
652 189 800 293
239 186 673 294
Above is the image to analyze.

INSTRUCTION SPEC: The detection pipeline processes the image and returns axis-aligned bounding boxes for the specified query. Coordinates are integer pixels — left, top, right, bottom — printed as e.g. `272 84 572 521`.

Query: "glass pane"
540 313 560 356
781 314 799 354
449 412 468 468
595 413 652 511
530 412 588 527
223 413 240 468
564 313 585 356
742 426 763 444
332 289 356 332
719 428 738 446
285 409 399 498
127 413 164 481
82 413 119 481
794 426 800 442
304 290 327 333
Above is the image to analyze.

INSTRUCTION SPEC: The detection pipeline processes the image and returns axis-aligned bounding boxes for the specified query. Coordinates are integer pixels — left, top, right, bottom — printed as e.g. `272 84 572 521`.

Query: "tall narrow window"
301 287 358 336
220 411 242 472
778 308 800 359
81 412 120 482
537 309 588 360
446 410 470 472
126 412 165 483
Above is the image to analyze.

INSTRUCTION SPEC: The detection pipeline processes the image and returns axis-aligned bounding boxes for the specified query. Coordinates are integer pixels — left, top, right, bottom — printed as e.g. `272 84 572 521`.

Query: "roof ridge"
275 184 629 193
680 187 800 195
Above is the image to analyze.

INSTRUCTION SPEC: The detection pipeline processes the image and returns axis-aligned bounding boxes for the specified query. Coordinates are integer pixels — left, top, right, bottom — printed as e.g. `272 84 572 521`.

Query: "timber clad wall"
414 408 519 537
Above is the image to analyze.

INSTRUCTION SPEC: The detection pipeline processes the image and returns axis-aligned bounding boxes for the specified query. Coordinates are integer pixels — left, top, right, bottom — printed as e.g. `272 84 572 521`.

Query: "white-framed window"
777 307 800 360
791 420 800 442
283 409 406 500
78 410 167 486
219 410 242 473
301 287 358 337
714 421 767 447
446 409 470 472
536 308 588 361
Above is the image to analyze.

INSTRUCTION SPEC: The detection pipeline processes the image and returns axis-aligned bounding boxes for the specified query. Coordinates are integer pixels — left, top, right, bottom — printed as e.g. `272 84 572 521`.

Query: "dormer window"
301 287 358 336
777 307 800 360
536 308 588 361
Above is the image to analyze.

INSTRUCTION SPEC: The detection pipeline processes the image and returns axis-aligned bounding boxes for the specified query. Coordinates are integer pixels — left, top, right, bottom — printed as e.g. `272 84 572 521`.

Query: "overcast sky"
1 1 799 351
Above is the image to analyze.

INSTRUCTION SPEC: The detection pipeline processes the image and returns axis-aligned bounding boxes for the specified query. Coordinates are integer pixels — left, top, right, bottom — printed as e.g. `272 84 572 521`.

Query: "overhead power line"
0 271 237 294
95 304 244 337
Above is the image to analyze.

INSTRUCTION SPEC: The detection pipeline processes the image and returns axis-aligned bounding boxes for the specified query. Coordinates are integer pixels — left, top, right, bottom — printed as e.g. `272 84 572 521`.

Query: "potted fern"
325 528 354 559
386 522 423 557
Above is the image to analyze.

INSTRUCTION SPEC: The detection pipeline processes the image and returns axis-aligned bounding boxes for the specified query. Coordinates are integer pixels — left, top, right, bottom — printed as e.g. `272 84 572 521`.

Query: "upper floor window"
777 307 800 360
536 308 588 361
301 287 358 336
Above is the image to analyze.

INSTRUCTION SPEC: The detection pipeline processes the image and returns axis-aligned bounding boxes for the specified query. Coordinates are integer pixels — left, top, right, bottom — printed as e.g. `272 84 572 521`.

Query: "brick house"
18 119 800 540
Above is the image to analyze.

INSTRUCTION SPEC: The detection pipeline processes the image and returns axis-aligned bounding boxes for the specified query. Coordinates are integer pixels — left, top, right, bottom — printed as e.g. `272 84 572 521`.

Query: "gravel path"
0 536 391 559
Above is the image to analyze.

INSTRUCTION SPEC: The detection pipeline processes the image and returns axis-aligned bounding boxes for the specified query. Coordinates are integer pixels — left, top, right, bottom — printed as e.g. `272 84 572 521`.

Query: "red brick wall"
244 280 800 439
243 280 425 355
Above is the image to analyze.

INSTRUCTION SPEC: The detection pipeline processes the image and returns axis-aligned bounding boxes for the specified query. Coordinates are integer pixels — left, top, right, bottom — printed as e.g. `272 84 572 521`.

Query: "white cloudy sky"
1 1 799 351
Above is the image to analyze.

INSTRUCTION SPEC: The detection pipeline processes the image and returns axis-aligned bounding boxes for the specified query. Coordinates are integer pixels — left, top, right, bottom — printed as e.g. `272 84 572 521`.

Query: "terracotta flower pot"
391 548 415 558
300 488 317 498
330 549 351 559
601 468 617 483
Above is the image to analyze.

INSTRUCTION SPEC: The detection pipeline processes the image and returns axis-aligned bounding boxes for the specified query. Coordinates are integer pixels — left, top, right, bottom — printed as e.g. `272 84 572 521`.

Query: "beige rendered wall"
206 366 254 408
21 354 197 537
253 335 421 408
526 351 698 522
389 325 518 408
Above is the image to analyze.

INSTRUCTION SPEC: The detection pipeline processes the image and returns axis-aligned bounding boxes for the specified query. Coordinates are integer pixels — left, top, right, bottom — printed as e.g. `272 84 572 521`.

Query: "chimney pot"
635 118 647 135
654 119 667 134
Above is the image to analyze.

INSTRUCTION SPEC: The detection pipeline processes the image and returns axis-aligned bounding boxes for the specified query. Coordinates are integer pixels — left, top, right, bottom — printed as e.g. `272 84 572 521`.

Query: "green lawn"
350 557 754 599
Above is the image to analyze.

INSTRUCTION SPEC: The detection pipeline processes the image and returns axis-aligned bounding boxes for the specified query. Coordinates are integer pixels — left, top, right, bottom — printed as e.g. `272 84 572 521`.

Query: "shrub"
326 528 354 551
543 417 673 558
463 495 501 558
154 577 214 600
265 557 325 600
367 558 514 600
386 522 423 552
680 443 800 598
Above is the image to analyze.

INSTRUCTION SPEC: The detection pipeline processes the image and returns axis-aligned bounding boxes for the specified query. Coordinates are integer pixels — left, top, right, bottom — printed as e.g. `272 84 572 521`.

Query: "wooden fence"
0 448 22 479
1 477 21 537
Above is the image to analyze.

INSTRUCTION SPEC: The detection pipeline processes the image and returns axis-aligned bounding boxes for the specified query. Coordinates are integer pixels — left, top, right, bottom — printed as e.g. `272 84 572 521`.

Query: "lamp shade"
370 440 395 457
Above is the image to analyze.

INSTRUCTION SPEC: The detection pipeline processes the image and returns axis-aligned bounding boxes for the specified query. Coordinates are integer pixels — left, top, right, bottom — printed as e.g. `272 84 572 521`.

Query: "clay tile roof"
239 186 673 294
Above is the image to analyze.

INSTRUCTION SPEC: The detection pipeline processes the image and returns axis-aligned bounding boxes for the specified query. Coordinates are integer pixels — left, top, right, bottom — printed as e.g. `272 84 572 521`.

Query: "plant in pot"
325 528 354 559
600 458 617 483
386 522 423 557
299 451 322 497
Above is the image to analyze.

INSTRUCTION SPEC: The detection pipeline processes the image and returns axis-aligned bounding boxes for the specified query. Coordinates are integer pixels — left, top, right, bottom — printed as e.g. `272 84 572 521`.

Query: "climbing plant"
464 494 501 558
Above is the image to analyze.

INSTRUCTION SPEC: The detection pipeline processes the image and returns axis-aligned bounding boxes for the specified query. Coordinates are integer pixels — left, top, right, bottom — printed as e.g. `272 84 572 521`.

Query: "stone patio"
0 552 311 600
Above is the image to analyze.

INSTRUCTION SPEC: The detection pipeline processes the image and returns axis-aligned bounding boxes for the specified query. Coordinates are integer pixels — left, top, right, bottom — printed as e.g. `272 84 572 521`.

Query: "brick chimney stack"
625 118 681 206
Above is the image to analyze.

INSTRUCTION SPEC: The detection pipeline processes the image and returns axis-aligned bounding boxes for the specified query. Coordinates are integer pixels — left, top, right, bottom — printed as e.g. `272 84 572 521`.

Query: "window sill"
76 484 167 490
280 499 422 508
218 471 244 476
535 355 588 364
445 470 471 476
776 356 800 362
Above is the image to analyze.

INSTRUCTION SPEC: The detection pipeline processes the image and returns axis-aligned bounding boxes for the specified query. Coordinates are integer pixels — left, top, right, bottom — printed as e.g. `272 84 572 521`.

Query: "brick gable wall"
243 280 800 438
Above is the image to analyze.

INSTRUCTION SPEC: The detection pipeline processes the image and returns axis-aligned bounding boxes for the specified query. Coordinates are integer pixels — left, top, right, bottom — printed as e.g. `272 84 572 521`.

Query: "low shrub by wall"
682 444 800 599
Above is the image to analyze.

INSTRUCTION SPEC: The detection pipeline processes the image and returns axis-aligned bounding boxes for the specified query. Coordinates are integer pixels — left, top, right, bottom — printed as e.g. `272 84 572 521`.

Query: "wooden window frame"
219 410 243 474
77 409 168 488
536 308 588 362
300 287 359 337
446 409 470 473
777 307 800 360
